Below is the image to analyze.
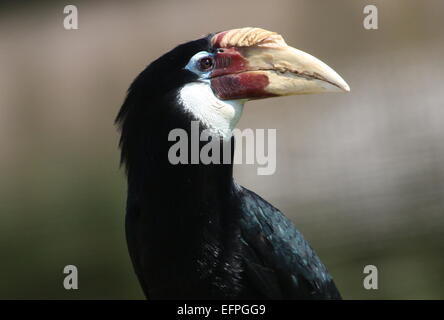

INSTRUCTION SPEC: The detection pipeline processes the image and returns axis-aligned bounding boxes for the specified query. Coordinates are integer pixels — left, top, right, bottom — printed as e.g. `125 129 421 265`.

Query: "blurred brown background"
1 0 443 299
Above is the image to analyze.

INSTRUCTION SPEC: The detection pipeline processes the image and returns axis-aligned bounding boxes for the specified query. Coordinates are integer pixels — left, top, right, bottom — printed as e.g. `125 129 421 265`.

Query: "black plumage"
116 34 341 299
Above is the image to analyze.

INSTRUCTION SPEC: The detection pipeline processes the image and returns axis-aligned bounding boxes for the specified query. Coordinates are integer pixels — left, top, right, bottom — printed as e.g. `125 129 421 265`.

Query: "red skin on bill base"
210 47 271 100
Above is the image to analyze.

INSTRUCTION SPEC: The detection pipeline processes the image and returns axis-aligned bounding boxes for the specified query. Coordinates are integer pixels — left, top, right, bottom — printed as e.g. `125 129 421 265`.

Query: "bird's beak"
210 28 350 100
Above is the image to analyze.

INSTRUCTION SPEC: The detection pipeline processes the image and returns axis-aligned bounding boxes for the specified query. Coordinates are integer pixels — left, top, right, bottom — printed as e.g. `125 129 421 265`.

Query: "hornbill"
116 27 349 299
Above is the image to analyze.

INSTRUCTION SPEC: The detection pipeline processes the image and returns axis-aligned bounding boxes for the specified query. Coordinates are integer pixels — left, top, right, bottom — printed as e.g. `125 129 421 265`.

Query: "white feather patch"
178 82 245 139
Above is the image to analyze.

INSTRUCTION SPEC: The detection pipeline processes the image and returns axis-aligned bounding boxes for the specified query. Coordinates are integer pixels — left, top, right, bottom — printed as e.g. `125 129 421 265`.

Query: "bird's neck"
122 104 245 297
126 114 238 219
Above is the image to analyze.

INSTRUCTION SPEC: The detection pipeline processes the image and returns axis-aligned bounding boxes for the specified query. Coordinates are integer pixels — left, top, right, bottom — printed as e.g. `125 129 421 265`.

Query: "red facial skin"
211 72 270 100
210 47 273 100
211 47 248 78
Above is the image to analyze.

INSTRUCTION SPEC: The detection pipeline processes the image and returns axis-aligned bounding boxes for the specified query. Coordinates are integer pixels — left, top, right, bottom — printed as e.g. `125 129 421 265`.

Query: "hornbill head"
208 27 350 98
178 27 350 138
117 27 350 168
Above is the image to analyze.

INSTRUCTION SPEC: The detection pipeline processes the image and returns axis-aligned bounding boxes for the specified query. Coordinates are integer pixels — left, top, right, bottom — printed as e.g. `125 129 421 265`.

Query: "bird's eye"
198 57 214 71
